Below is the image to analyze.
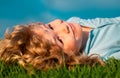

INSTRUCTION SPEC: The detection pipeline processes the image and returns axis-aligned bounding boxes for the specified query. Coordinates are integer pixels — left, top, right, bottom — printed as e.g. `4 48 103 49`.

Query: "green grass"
0 58 120 78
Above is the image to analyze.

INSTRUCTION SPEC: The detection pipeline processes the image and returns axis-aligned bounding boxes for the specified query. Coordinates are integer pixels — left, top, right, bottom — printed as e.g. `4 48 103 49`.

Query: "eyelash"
57 37 63 44
66 25 70 33
48 24 54 30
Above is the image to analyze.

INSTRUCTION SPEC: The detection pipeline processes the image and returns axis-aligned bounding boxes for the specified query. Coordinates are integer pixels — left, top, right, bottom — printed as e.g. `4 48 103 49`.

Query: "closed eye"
66 25 70 33
57 37 63 44
48 24 54 30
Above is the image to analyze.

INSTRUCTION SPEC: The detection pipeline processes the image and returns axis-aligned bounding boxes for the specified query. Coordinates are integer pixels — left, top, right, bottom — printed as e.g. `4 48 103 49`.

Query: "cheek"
63 38 77 52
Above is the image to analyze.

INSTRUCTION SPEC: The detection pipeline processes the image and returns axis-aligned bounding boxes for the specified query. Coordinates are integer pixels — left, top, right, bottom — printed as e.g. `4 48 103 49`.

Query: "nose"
59 24 70 34
57 20 70 33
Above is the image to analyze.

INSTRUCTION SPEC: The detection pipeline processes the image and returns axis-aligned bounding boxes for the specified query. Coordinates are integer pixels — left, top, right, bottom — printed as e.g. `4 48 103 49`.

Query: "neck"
80 26 92 51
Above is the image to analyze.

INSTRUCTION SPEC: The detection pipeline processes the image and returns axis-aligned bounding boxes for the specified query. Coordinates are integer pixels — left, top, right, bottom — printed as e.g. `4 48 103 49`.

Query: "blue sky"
0 0 120 38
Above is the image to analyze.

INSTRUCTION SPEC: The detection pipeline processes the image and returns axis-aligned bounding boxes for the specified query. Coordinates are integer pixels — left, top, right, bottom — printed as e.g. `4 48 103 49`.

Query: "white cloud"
0 19 16 38
0 12 58 38
93 0 120 9
0 12 58 29
41 0 120 12
41 0 86 11
37 12 58 23
20 12 58 23
0 18 34 38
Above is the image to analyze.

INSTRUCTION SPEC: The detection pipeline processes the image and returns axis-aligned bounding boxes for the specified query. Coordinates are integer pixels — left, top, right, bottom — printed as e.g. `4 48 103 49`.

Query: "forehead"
30 23 46 33
28 22 44 30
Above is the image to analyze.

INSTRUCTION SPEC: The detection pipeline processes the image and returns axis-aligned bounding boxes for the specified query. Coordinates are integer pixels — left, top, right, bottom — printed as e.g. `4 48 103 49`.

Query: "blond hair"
0 23 105 71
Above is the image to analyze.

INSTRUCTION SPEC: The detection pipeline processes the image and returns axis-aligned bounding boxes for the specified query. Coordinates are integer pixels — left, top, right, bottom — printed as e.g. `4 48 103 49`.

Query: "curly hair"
0 23 105 71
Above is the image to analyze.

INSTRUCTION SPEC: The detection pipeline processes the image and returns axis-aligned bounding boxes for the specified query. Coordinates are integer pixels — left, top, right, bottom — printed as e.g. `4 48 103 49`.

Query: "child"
0 17 120 70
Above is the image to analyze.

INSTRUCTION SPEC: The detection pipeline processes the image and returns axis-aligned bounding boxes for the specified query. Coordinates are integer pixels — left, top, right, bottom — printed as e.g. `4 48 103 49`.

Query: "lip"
68 23 76 37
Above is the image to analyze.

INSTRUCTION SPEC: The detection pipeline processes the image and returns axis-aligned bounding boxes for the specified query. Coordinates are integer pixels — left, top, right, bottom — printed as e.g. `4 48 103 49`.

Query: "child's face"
33 19 83 55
